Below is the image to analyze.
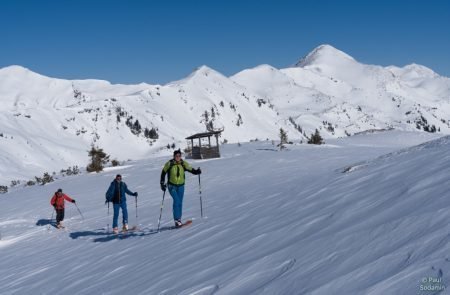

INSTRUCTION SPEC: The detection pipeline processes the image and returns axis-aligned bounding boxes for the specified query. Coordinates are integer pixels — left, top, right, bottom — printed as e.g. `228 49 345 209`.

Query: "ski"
121 225 138 234
108 225 140 239
153 220 193 233
173 219 192 229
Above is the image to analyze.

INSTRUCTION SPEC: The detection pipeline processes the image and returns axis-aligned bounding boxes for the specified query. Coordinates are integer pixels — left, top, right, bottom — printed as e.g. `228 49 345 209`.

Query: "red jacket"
50 193 73 209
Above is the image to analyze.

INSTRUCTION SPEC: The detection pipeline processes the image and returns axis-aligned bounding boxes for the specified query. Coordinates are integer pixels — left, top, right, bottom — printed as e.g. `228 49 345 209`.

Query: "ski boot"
174 219 183 228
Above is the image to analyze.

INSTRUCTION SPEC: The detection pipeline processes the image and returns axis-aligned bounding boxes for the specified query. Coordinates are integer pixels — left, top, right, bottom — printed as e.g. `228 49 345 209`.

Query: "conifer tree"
87 145 110 172
308 129 324 145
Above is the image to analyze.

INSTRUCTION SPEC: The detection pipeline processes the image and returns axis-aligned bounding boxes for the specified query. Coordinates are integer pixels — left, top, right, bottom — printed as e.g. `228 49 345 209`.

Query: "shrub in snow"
203 110 209 122
206 121 214 132
87 145 110 173
34 174 52 185
257 99 267 107
0 185 7 194
415 116 436 133
308 129 324 145
289 117 303 133
26 180 36 186
61 166 80 176
278 128 288 150
40 172 54 185
10 180 20 187
144 127 159 140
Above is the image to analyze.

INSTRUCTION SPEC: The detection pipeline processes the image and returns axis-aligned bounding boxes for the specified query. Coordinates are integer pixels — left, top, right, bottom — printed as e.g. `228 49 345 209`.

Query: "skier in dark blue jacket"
105 174 138 233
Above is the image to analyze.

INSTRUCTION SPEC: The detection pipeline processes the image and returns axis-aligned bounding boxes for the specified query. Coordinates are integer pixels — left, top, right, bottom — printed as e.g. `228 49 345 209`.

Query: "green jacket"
160 159 195 186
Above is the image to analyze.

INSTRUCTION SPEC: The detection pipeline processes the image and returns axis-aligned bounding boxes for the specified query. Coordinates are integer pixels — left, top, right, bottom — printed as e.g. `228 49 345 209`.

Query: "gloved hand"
192 168 202 175
105 199 110 205
71 200 76 203
160 182 167 192
134 192 138 197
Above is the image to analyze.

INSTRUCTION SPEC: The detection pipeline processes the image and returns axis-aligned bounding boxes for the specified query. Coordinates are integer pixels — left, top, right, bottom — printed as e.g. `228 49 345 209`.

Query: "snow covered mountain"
1 44 450 185
232 45 450 138
0 131 447 294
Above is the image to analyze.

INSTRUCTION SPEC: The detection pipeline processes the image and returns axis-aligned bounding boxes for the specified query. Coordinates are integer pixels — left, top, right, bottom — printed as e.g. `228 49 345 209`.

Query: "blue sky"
1 0 449 84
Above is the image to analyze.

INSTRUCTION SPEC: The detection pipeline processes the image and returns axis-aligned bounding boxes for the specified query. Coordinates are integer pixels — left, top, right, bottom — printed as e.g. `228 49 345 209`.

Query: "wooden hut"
185 130 222 159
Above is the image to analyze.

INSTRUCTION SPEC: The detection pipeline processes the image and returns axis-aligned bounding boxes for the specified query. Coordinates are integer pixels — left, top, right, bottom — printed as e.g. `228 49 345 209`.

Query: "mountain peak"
403 63 438 77
294 44 355 67
192 65 215 75
186 65 226 80
0 65 53 82
0 65 35 75
167 65 228 86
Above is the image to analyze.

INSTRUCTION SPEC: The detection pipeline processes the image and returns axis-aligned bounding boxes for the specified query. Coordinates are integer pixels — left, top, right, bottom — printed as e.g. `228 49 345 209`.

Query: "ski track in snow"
0 131 449 294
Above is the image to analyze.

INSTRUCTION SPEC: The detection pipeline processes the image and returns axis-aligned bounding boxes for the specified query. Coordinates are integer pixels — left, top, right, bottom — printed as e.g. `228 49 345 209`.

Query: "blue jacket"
105 180 135 204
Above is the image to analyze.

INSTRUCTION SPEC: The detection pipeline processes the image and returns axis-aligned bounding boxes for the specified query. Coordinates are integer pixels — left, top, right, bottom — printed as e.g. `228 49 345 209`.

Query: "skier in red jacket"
50 188 76 228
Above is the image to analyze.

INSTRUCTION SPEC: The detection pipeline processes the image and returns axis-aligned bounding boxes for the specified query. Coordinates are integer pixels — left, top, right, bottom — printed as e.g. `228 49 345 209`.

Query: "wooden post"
198 138 202 159
216 134 220 157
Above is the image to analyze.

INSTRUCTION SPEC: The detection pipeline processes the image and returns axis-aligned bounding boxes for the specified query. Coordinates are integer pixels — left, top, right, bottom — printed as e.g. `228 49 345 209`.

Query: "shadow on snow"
36 219 58 228
69 225 182 243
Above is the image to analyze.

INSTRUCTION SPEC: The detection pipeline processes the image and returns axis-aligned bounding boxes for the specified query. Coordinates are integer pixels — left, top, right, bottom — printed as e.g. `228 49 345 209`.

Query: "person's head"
56 188 63 196
173 149 182 161
115 174 122 182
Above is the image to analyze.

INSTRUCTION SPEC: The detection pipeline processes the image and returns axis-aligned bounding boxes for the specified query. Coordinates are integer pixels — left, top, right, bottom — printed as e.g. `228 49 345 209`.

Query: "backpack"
167 159 187 181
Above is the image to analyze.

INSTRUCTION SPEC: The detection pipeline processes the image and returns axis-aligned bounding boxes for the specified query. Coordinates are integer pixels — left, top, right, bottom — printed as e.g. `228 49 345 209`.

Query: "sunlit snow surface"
1 130 448 294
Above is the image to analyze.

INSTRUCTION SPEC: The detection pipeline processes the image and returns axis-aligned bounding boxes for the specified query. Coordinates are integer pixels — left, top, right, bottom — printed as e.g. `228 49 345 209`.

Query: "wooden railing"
190 146 220 159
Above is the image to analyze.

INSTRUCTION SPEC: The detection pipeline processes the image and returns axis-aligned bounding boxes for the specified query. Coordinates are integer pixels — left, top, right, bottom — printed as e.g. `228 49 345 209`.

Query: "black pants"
56 209 65 223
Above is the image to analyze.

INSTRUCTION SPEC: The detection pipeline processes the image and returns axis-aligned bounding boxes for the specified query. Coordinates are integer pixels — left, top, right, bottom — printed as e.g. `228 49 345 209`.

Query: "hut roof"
185 130 222 140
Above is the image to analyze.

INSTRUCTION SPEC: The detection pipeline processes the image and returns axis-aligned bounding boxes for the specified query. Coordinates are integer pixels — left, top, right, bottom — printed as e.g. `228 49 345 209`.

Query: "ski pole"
74 203 84 220
48 209 55 230
107 201 110 233
135 196 138 225
157 189 166 232
198 173 203 218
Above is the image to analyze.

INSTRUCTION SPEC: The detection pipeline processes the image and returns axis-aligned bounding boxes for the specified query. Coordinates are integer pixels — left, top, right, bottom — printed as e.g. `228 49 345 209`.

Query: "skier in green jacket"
160 149 201 227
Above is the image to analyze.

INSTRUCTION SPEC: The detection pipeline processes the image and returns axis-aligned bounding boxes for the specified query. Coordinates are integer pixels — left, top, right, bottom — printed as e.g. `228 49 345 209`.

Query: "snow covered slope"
0 131 448 294
1 44 450 185
0 65 285 185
